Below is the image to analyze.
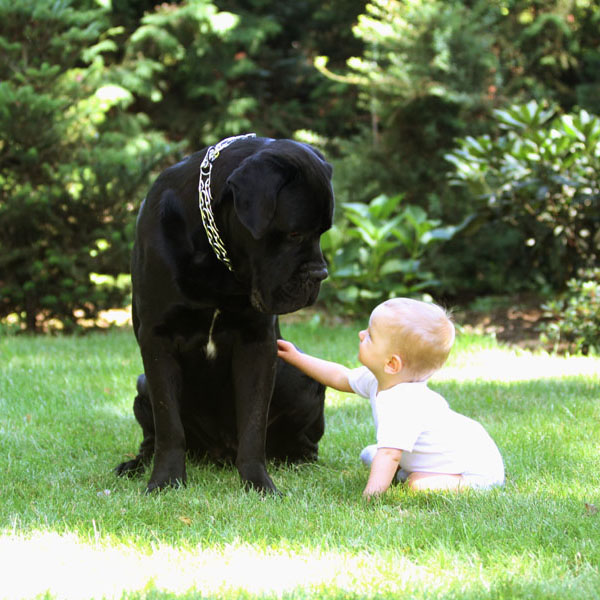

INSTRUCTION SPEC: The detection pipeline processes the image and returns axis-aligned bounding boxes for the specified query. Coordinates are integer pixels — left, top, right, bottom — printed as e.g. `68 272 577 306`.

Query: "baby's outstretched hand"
277 339 298 362
276 339 352 393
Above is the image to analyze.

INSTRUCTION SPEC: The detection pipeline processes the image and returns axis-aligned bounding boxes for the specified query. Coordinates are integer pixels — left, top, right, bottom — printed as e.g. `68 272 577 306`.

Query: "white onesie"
348 366 504 488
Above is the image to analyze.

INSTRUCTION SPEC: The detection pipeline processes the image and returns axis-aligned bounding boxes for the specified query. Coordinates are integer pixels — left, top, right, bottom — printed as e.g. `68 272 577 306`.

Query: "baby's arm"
277 340 353 393
363 447 403 499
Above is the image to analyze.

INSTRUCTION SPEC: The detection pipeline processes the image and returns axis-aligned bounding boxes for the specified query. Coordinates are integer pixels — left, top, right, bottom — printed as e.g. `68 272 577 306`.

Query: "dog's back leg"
115 374 155 477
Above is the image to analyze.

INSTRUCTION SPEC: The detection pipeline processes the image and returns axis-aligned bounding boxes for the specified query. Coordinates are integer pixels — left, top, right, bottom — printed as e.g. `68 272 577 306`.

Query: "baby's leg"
359 444 378 466
407 472 464 491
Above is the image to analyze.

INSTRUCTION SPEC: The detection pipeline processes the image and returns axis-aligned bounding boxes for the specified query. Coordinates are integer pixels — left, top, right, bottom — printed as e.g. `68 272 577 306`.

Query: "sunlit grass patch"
1 324 599 599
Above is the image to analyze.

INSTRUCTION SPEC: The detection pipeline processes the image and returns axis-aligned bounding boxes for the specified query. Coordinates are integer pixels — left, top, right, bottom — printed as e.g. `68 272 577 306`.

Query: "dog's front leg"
231 318 279 494
140 335 187 492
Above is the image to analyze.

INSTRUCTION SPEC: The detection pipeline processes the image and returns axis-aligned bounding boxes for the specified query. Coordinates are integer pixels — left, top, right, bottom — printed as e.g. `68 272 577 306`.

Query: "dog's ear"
227 154 289 240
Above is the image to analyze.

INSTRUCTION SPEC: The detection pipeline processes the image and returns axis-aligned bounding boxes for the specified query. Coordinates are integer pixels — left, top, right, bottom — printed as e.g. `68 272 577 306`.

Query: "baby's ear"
385 354 402 375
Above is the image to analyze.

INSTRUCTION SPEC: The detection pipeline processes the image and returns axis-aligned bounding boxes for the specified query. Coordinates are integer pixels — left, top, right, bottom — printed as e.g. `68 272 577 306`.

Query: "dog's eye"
287 232 304 243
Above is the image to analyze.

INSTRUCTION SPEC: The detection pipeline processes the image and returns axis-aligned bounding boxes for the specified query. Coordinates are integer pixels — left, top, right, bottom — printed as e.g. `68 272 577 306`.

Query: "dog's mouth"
250 268 327 315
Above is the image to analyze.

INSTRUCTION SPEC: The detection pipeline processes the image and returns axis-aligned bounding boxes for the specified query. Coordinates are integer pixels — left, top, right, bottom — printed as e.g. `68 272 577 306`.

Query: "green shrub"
446 101 600 291
538 269 600 355
319 193 465 316
0 0 173 332
317 1 600 299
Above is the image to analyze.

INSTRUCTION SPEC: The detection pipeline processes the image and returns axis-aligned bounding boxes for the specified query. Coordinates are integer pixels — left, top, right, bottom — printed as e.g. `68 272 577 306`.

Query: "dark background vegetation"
1 0 599 350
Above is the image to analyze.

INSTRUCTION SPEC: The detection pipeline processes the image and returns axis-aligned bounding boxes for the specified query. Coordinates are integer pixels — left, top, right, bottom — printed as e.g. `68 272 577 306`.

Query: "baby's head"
371 298 455 381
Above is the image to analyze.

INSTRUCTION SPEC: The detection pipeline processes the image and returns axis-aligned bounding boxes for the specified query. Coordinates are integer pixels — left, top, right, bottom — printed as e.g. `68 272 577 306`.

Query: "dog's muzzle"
249 262 328 315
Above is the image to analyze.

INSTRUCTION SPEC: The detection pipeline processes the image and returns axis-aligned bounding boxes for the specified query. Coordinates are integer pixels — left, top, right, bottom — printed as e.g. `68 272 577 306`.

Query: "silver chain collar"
198 133 256 271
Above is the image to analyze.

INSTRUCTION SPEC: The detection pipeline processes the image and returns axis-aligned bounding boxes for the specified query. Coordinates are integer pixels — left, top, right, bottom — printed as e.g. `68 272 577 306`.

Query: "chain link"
198 133 256 271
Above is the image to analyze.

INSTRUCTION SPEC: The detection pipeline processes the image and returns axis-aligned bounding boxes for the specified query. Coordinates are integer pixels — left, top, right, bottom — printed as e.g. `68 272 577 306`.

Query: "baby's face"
358 306 392 373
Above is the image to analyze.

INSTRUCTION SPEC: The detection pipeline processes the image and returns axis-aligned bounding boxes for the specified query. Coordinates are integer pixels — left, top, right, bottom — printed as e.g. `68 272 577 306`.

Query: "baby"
277 298 504 499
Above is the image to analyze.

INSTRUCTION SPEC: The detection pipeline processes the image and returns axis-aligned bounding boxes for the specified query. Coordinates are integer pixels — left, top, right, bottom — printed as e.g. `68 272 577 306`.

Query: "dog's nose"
309 266 328 281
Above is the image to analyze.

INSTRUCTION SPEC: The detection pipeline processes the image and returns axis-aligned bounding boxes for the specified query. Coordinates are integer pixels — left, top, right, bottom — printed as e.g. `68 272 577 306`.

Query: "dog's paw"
237 461 281 495
243 479 282 497
115 457 146 478
145 475 186 494
146 459 187 493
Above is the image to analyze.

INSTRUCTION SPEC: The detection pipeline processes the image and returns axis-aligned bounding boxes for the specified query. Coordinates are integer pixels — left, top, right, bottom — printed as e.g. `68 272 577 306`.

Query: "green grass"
1 321 599 599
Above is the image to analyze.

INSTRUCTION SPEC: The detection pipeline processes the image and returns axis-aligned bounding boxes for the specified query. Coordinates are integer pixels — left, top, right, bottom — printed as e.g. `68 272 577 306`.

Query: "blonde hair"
376 298 455 381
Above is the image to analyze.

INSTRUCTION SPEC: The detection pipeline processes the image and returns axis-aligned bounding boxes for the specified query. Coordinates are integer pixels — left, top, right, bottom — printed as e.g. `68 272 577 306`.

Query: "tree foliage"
446 101 600 290
0 0 172 331
2 0 600 331
0 0 367 331
315 0 600 300
109 0 366 146
318 0 600 213
316 0 502 211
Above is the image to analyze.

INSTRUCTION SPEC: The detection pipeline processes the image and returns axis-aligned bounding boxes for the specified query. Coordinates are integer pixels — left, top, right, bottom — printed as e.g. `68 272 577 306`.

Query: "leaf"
338 286 359 302
378 215 405 240
494 108 528 130
343 202 371 219
345 214 376 245
369 193 403 219
333 266 361 278
522 100 554 128
401 205 428 228
462 135 492 156
82 39 118 63
560 115 585 142
420 226 455 244
392 227 412 247
380 258 418 276
358 289 382 300
178 516 192 526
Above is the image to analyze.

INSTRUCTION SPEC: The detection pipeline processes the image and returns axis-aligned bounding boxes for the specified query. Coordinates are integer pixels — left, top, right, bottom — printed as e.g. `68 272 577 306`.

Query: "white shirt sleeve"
348 366 378 399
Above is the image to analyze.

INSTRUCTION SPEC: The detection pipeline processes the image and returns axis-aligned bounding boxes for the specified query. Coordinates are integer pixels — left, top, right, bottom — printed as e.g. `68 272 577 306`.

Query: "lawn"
0 318 599 599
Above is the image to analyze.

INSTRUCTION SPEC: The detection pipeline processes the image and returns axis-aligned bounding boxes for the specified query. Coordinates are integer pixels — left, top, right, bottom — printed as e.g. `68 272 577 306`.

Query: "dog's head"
225 139 334 314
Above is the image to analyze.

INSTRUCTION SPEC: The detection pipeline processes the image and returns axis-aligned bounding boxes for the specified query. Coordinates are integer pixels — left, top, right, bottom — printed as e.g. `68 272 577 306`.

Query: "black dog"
115 135 334 494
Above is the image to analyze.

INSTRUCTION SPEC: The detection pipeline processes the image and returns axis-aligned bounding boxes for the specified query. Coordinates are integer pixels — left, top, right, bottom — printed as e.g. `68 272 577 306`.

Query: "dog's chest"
156 306 231 359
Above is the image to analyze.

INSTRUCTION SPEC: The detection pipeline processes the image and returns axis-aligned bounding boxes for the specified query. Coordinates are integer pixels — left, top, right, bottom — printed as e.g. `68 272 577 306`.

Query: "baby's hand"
277 339 351 393
277 339 298 362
